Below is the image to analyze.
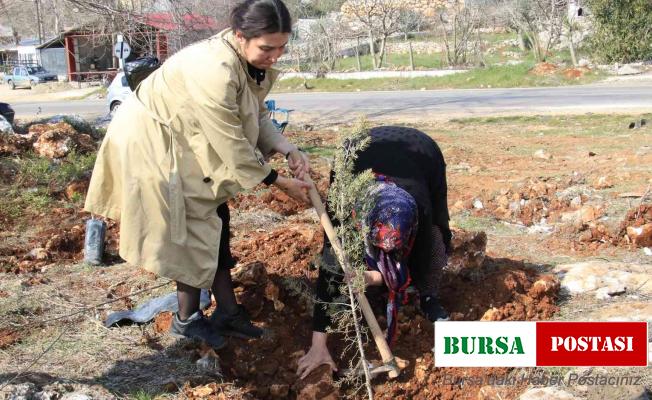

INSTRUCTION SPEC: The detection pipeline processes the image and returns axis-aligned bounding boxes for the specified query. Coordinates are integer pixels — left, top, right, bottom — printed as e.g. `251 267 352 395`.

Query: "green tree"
586 0 652 63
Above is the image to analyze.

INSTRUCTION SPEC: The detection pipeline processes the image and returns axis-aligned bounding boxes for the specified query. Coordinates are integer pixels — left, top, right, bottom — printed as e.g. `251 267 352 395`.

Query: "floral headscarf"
363 177 418 346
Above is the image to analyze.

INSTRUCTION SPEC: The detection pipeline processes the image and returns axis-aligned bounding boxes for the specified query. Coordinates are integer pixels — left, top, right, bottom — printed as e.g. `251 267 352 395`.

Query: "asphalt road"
10 84 652 122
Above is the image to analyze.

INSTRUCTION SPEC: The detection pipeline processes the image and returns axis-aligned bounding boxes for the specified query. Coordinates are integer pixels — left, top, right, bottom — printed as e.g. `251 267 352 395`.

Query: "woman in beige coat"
85 0 309 349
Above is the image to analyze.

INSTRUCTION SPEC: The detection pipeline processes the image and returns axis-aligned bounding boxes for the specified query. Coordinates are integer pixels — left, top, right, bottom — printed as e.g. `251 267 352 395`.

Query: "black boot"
210 305 268 339
420 295 449 322
170 310 226 349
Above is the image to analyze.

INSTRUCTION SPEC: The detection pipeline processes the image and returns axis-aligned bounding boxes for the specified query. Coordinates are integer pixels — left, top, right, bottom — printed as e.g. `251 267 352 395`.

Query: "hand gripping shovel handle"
304 176 399 378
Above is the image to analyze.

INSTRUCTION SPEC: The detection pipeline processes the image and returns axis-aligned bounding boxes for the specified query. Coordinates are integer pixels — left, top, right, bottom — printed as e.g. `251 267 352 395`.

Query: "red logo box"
536 322 648 367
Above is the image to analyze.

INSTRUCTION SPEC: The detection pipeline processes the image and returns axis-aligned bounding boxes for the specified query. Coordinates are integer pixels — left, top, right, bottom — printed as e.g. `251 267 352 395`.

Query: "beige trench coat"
85 29 286 288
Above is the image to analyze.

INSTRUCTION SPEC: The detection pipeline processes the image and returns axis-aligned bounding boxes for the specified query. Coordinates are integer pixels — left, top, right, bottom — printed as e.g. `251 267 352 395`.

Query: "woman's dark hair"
230 0 292 39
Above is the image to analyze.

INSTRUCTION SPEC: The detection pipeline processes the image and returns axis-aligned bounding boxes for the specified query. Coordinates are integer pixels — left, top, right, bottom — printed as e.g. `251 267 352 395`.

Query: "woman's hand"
344 270 384 292
297 332 337 380
274 176 311 204
287 149 310 180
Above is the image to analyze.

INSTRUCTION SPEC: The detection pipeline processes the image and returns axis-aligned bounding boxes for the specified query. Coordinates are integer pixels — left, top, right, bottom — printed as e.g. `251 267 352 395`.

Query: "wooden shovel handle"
304 176 399 378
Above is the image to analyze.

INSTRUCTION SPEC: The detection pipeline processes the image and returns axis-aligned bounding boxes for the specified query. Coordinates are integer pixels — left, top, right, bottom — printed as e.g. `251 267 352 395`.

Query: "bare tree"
342 0 402 69
287 14 352 75
437 1 483 66
1 0 227 52
396 9 429 40
502 0 566 62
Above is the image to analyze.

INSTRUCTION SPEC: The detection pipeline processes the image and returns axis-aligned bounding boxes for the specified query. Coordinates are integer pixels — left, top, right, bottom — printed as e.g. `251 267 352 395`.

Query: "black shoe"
210 305 267 339
420 295 449 322
169 311 226 350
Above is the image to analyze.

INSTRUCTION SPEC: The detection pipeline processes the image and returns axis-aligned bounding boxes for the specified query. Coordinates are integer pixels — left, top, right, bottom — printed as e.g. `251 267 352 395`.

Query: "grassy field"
281 32 552 72
273 61 605 93
334 51 447 71
274 30 603 92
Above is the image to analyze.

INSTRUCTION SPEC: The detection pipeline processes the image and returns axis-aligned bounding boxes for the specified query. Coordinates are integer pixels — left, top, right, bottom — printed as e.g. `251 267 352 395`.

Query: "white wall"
16 45 40 65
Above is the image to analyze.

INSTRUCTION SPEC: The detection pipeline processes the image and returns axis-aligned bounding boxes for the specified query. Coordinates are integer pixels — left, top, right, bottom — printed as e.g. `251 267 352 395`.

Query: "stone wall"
385 40 444 54
342 0 463 18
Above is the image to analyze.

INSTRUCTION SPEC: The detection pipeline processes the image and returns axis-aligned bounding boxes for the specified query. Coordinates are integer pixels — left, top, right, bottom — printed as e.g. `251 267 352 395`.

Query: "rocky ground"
0 113 650 399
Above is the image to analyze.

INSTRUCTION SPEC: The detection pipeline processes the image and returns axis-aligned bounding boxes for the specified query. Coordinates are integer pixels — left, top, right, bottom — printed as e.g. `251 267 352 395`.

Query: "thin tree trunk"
377 37 386 67
408 41 414 70
329 42 336 72
34 0 43 44
517 29 526 51
355 36 361 71
368 29 377 69
568 23 577 66
52 0 61 33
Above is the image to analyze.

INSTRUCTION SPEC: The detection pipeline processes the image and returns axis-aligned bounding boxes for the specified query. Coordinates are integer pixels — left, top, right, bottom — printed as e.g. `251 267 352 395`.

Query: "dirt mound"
563 203 652 250
232 224 323 274
441 259 559 321
293 364 339 399
0 133 32 156
448 228 488 272
195 225 560 399
29 122 96 159
0 328 21 349
0 208 120 274
530 62 558 76
232 187 305 216
475 178 575 226
230 168 329 216
562 66 590 79
0 122 96 159
620 204 652 247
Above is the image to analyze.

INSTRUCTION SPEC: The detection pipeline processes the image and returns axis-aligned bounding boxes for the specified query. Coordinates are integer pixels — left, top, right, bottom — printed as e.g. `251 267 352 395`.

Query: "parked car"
0 102 14 124
107 72 132 114
3 66 58 89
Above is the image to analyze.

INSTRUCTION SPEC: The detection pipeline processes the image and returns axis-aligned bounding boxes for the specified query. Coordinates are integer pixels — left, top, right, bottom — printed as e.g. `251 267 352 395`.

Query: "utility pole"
34 0 44 44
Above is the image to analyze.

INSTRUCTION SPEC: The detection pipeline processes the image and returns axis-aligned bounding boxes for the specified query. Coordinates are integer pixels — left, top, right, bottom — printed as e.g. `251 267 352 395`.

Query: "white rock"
616 64 642 75
570 196 582 208
527 221 553 235
519 387 580 400
533 149 552 160
636 146 652 157
578 58 590 67
60 393 91 400
473 199 484 209
28 247 50 261
561 210 580 223
196 352 221 373
594 284 626 300
0 115 13 135
643 247 652 256
553 261 652 298
5 383 37 400
33 391 58 400
451 162 471 171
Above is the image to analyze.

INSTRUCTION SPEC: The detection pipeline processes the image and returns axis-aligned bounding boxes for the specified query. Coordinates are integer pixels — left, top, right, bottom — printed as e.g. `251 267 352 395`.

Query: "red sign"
536 322 648 366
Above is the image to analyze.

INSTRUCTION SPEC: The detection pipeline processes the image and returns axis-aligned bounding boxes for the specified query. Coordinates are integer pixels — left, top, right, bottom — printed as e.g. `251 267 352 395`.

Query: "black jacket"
313 126 451 332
